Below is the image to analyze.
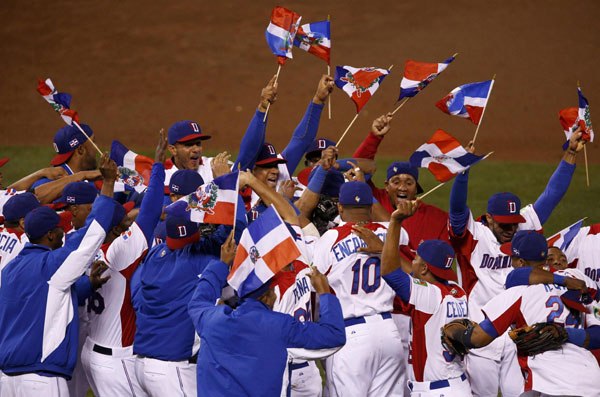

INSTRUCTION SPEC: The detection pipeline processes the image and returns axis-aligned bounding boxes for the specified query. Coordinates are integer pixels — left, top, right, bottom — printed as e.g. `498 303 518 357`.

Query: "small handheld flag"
334 66 390 114
399 55 455 101
265 6 302 66
409 129 486 182
547 218 586 252
37 78 79 126
559 86 594 150
110 140 154 193
435 80 493 125
293 20 330 64
228 205 301 297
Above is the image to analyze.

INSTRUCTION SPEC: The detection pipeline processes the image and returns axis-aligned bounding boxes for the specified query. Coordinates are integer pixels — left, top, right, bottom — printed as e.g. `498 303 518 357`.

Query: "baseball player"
444 230 600 396
80 133 167 397
380 201 471 396
312 181 408 397
448 132 586 396
0 154 118 397
553 221 600 282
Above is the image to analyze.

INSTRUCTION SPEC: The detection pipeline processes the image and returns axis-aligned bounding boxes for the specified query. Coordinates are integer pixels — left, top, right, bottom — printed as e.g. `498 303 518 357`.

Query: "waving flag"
265 6 302 66
547 218 586 251
110 140 154 193
293 20 330 64
410 129 485 182
334 66 390 113
228 206 301 297
559 87 594 150
435 80 493 125
165 172 239 225
398 55 455 100
36 78 79 126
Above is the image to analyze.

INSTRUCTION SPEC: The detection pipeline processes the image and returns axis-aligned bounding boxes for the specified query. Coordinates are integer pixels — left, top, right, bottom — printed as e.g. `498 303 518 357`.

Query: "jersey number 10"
351 257 381 294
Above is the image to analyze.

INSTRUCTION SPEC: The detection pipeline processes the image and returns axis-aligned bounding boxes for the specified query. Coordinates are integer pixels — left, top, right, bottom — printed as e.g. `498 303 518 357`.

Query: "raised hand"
354 225 384 254
221 230 237 266
99 152 118 182
90 260 111 290
371 113 393 137
259 74 278 113
318 146 338 170
277 179 299 200
155 128 168 164
390 200 419 223
313 74 335 105
343 160 365 183
212 151 232 178
307 266 331 295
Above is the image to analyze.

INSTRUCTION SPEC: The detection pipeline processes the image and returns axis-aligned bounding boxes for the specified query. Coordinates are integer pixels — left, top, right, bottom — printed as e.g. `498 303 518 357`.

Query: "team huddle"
0 72 599 397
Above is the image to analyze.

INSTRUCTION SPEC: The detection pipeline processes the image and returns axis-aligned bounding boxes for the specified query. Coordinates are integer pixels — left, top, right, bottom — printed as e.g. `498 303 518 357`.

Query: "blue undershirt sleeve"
282 102 324 175
382 268 411 302
74 275 93 306
449 170 471 236
135 163 166 245
188 259 230 331
233 110 267 171
533 160 576 225
479 318 499 339
505 268 533 289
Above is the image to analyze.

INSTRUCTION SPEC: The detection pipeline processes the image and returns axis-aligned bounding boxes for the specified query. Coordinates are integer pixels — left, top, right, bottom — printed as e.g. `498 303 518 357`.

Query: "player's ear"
485 214 493 225
167 144 177 157
337 202 343 217
18 218 25 230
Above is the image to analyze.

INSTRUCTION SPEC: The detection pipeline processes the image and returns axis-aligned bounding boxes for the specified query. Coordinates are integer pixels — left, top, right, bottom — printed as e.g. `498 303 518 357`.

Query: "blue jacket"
0 195 116 378
188 260 346 397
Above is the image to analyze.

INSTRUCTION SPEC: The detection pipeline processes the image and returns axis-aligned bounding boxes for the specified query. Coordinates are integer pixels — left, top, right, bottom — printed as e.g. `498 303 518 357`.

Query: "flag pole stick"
263 64 282 122
472 74 496 145
392 98 410 115
327 64 332 120
232 164 241 235
336 114 359 147
73 121 103 155
417 182 446 200
584 145 590 187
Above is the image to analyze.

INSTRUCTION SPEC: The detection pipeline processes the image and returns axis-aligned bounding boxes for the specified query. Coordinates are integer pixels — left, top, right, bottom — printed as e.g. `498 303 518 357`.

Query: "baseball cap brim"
499 241 513 256
416 182 424 194
255 158 287 166
123 201 136 213
297 167 313 186
50 151 75 166
58 211 73 232
491 214 526 224
428 265 458 282
176 134 211 143
0 158 9 168
166 231 200 250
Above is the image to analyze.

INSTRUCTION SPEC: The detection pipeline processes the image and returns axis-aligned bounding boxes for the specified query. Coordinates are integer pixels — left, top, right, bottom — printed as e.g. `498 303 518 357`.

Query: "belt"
408 373 467 391
137 354 197 364
344 312 391 327
93 344 112 356
290 362 309 371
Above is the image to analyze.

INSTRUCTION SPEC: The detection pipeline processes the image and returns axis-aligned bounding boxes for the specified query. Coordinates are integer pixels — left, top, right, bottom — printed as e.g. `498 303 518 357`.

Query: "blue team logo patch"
249 246 260 264
122 230 132 240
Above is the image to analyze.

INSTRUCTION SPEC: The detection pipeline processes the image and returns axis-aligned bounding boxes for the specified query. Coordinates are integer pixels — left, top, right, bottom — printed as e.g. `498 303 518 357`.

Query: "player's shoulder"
436 282 467 298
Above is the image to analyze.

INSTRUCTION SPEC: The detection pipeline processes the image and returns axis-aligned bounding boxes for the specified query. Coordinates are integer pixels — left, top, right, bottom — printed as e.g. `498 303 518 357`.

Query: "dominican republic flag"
265 6 302 66
547 218 586 251
334 66 390 113
110 140 154 193
435 80 493 125
293 20 330 64
165 171 239 225
398 55 455 100
228 206 301 297
559 87 594 150
36 78 79 126
410 129 485 182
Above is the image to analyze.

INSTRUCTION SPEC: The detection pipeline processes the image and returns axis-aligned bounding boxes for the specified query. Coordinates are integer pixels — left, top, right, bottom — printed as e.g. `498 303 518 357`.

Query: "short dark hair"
3 219 20 229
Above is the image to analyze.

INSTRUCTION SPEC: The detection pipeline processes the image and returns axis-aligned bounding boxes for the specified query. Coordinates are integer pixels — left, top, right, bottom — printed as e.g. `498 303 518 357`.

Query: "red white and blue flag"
334 66 390 113
293 20 330 64
228 206 301 297
265 6 302 66
435 80 493 125
36 78 79 126
165 171 239 225
398 55 455 100
559 87 594 150
410 129 485 182
110 140 154 193
547 218 586 251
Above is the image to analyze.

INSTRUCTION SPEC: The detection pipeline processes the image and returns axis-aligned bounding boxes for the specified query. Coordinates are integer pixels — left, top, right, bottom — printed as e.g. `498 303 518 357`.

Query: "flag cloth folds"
293 20 330 64
228 206 301 297
546 218 586 251
165 172 239 225
559 87 594 150
265 6 302 66
110 140 154 193
334 66 390 113
409 129 485 182
398 55 455 100
435 80 493 125
36 78 79 126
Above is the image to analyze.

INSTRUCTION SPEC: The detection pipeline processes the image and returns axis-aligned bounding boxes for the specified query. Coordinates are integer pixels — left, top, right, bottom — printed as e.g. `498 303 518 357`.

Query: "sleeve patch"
413 279 428 287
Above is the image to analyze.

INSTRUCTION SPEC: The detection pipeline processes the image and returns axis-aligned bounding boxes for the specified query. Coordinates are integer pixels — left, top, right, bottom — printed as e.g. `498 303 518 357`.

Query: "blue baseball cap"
487 192 526 224
60 181 97 205
387 162 423 194
165 215 200 250
3 193 41 222
307 168 344 198
50 124 92 166
255 143 287 166
109 201 135 230
339 181 373 206
169 170 204 195
417 240 457 281
305 138 336 158
168 120 211 145
25 206 61 240
500 230 547 261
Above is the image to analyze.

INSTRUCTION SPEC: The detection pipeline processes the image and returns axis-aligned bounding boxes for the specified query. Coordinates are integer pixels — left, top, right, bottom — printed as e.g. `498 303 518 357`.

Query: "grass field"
2 145 598 236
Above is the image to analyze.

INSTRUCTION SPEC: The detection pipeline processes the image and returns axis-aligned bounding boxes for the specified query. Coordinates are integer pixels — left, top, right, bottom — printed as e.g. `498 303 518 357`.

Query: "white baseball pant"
81 337 146 397
290 360 322 396
392 312 411 397
67 305 91 397
135 355 197 397
325 313 404 396
0 373 68 397
407 373 472 396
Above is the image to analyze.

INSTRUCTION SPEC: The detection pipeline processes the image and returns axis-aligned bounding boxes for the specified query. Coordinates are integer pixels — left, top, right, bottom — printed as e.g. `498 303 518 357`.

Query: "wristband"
553 274 567 286
307 166 327 194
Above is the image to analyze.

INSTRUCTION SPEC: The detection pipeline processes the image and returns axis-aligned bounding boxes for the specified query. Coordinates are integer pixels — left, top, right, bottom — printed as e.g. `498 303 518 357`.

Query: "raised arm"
33 170 101 204
294 146 337 219
240 171 298 225
381 200 418 276
8 166 68 191
352 113 392 160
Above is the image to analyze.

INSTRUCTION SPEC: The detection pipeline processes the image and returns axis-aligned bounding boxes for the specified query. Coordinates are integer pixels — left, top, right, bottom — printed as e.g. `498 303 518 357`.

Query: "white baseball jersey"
482 280 600 395
395 277 468 383
164 156 214 191
450 204 541 359
0 228 28 286
87 222 149 348
561 223 600 283
313 221 408 319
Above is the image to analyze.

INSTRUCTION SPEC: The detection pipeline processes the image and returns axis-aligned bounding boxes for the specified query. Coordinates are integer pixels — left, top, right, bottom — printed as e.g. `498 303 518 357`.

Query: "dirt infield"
1 1 598 163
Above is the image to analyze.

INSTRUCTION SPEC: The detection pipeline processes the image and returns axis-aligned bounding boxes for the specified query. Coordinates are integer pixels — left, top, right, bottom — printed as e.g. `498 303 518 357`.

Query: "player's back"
0 227 28 284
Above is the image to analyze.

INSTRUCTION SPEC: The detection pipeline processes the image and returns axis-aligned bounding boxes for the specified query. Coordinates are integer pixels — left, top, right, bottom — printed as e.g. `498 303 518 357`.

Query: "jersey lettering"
0 235 17 254
584 268 600 282
292 277 310 304
332 232 386 261
479 253 511 270
446 301 468 318
350 257 381 294
87 291 106 315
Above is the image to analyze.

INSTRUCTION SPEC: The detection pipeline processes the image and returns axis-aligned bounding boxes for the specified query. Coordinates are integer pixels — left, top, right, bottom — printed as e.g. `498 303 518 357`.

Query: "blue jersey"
0 195 116 378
